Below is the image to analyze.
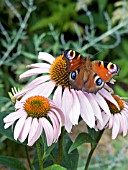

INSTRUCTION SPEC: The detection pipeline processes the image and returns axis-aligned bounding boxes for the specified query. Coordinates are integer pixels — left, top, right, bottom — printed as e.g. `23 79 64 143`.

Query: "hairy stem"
36 140 43 170
25 146 34 170
84 130 104 170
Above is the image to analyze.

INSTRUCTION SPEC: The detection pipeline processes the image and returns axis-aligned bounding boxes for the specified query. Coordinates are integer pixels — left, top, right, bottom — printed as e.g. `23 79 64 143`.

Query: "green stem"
57 127 65 164
84 130 104 170
36 140 43 170
25 146 34 170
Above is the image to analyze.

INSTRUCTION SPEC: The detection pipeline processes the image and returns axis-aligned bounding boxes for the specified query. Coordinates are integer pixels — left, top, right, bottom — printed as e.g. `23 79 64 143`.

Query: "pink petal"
27 63 51 69
93 93 111 116
61 88 73 132
28 120 43 146
4 109 26 123
14 75 50 99
53 85 62 108
99 89 120 110
18 117 32 143
48 111 60 141
121 113 128 136
20 68 49 79
14 114 27 140
76 91 95 128
39 81 55 97
38 52 55 64
112 114 120 139
108 114 114 129
4 122 14 129
69 89 80 125
28 118 39 143
40 117 54 146
87 93 103 124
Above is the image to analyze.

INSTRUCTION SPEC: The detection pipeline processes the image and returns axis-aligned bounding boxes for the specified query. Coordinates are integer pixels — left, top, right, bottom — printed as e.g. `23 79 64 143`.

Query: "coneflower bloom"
4 95 64 146
14 52 119 132
95 95 128 139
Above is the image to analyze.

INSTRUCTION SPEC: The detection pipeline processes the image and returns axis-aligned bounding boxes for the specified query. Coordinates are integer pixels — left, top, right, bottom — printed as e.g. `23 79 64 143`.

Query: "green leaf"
0 156 27 170
98 0 108 13
44 164 67 170
87 127 101 140
21 51 36 59
68 132 95 153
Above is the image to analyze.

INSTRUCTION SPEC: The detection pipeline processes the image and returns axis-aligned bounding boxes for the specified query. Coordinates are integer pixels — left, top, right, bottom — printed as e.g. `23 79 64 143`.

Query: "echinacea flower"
14 52 119 132
4 95 64 146
95 95 128 139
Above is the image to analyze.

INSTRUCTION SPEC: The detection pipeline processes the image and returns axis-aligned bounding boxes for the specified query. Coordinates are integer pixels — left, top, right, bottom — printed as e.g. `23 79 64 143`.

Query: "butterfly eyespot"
94 75 104 87
107 63 119 74
69 70 79 81
64 50 76 60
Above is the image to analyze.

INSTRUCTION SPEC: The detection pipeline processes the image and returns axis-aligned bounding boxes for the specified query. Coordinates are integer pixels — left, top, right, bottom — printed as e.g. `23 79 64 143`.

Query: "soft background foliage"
0 0 128 169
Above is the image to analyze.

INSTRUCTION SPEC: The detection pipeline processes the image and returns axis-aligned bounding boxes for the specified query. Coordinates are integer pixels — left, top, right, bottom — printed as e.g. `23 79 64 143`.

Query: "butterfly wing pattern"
63 49 120 93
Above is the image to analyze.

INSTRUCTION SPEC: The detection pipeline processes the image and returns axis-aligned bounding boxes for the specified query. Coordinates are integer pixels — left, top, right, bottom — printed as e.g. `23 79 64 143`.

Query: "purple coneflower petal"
86 93 103 124
53 85 62 108
20 68 49 79
93 93 111 116
77 91 95 128
27 63 51 69
38 52 55 64
4 110 26 123
14 114 27 140
112 114 120 139
28 120 43 146
28 118 39 143
69 89 80 125
40 117 54 146
62 88 73 132
18 117 32 143
99 88 119 110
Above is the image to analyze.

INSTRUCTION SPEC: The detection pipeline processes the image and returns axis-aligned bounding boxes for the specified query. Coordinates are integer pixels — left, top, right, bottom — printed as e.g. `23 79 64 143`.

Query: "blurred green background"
0 0 128 169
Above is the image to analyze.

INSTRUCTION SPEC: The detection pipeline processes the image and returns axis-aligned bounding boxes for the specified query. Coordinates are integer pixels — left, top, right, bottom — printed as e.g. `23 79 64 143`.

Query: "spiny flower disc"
24 96 50 118
106 95 124 114
49 55 70 88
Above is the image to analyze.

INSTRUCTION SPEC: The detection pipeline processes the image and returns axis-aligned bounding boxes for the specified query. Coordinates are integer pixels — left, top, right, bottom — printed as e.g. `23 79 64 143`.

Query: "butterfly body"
64 49 120 93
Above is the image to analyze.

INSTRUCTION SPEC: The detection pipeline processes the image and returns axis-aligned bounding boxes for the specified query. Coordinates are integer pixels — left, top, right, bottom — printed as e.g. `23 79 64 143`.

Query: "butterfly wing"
92 61 120 82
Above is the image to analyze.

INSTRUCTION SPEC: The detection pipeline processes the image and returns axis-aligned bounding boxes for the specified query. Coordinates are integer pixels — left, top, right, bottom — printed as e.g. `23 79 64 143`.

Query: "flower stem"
57 127 65 164
25 146 34 170
36 140 43 170
84 130 104 170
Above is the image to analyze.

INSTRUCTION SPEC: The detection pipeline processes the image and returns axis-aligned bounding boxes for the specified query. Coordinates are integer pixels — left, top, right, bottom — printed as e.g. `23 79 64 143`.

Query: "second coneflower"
95 95 128 139
4 95 64 146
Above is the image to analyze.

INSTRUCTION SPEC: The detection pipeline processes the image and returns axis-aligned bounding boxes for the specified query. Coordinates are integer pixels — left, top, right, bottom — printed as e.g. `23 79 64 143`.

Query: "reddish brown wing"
92 61 120 82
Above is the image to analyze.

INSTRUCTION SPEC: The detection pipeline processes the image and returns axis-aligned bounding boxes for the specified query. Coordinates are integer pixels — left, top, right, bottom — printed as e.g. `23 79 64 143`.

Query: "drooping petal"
38 52 55 64
48 111 60 141
28 120 43 146
76 91 95 128
53 85 62 108
40 117 54 146
4 109 26 123
69 89 80 125
93 93 111 116
112 114 120 139
87 93 103 124
14 114 27 140
20 68 49 79
108 114 114 129
28 118 39 143
99 88 120 110
61 88 73 132
18 117 32 143
121 113 128 136
27 63 51 69
15 75 50 98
